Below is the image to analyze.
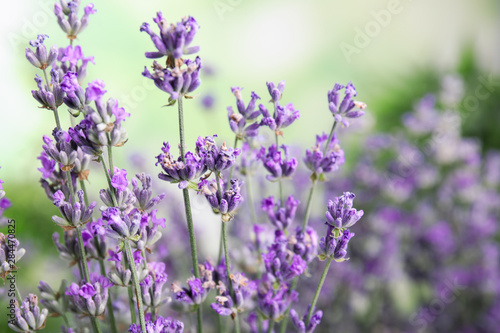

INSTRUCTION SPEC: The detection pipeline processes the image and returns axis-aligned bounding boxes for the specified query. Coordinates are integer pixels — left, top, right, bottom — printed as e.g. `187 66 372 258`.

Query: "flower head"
304 132 345 176
327 82 366 127
25 34 57 70
54 1 96 39
257 144 297 182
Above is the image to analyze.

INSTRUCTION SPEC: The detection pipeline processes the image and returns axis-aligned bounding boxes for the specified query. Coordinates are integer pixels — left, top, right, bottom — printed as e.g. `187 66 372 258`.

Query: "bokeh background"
0 0 499 332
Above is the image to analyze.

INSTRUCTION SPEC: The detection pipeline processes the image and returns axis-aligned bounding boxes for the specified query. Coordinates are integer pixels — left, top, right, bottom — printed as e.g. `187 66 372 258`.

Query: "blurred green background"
0 0 498 330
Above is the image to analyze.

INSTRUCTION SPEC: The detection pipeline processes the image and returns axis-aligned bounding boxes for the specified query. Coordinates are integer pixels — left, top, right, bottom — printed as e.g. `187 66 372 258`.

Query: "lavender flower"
327 82 366 127
304 132 345 177
199 179 244 222
140 13 200 61
155 142 207 189
140 263 169 307
101 208 141 241
266 80 285 103
52 189 96 230
61 72 86 110
85 80 107 102
257 144 297 181
65 274 111 317
230 87 262 120
55 45 95 81
0 169 11 226
68 117 103 156
8 294 48 332
261 195 299 230
107 248 148 286
38 280 67 317
132 173 166 212
171 263 215 310
54 0 96 40
325 192 364 230
290 306 323 333
31 70 64 110
42 128 79 171
257 283 298 321
236 142 261 176
1 233 25 280
134 210 165 251
195 135 241 172
226 87 262 140
142 58 202 100
319 228 355 262
25 34 57 69
260 102 300 136
129 313 184 333
291 226 319 263
211 273 256 318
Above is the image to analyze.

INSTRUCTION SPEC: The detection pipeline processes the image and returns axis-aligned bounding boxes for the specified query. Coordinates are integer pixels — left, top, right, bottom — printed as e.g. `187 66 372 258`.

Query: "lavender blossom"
325 192 364 230
291 226 319 263
195 135 241 172
140 263 169 307
134 210 165 251
290 306 323 333
211 273 256 318
101 208 141 241
319 228 355 262
257 283 298 321
38 280 67 317
171 263 215 310
260 102 300 136
155 142 207 189
54 1 96 40
0 170 11 226
304 132 345 177
132 173 166 212
107 248 148 286
65 274 111 317
140 13 200 60
129 313 184 333
31 70 64 110
1 233 26 280
68 117 104 156
55 45 95 81
266 80 286 103
226 87 262 140
8 294 48 332
142 58 202 100
327 82 366 127
261 195 299 230
199 179 244 222
236 142 261 176
230 87 262 120
42 128 80 171
51 189 96 230
25 34 57 69
257 144 297 181
61 72 86 110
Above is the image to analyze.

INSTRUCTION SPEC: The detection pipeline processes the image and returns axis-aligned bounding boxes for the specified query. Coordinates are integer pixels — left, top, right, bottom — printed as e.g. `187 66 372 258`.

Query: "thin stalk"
300 180 317 230
323 122 338 155
151 305 156 321
225 137 239 191
124 241 147 333
176 97 202 333
42 68 62 130
106 139 115 178
122 245 137 324
99 155 118 207
305 258 333 325
275 133 284 206
267 320 274 333
13 281 22 303
235 316 241 333
79 180 89 206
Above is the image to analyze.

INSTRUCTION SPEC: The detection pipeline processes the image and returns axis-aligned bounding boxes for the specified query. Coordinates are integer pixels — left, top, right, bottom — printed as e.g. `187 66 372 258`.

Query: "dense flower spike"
199 179 244 222
55 45 95 80
52 189 96 229
38 280 68 317
61 72 86 110
129 313 184 333
107 248 148 286
142 57 202 100
101 208 142 240
54 0 96 40
290 306 323 333
0 233 25 280
65 274 111 317
195 135 241 172
171 262 215 310
140 13 200 60
319 228 354 261
132 173 166 211
25 34 58 70
261 195 299 230
327 82 366 127
31 70 64 110
211 273 256 318
260 103 300 136
325 192 364 230
257 144 297 181
155 142 207 189
42 128 91 172
266 81 285 103
140 263 169 307
304 132 345 176
257 283 298 321
7 294 48 332
291 226 319 263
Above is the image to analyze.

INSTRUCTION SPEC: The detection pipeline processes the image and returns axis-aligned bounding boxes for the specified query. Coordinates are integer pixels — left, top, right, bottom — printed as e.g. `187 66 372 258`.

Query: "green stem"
122 245 137 324
305 258 333 326
300 180 317 230
99 155 118 207
176 97 202 333
106 140 115 177
13 281 22 303
275 133 284 206
79 180 89 206
267 320 274 333
225 137 239 191
323 121 338 156
124 241 147 333
42 68 62 130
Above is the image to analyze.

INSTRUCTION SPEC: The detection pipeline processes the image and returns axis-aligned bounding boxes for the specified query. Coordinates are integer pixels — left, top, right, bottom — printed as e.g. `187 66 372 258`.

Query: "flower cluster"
8 294 48 332
54 0 96 40
304 132 345 177
227 87 262 140
327 82 366 127
257 144 297 181
129 313 185 333
199 178 244 222
65 274 112 317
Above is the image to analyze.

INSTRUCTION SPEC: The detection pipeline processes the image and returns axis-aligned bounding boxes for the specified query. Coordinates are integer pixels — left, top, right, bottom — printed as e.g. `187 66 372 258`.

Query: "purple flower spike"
61 72 86 110
65 276 110 317
319 228 355 262
266 80 286 103
7 294 48 332
325 192 364 230
260 102 300 136
290 306 323 333
327 81 366 127
196 135 241 173
141 13 200 60
200 179 244 222
143 57 202 100
55 45 95 80
156 141 207 189
111 167 129 192
25 34 57 70
129 313 185 333
31 70 64 110
54 1 96 39
171 263 215 310
51 189 96 230
261 195 299 230
304 132 345 176
257 144 297 182
85 80 107 102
